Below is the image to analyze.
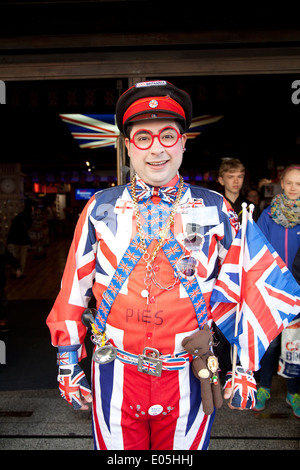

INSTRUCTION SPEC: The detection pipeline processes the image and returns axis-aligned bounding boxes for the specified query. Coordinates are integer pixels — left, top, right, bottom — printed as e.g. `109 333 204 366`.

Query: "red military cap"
116 80 193 136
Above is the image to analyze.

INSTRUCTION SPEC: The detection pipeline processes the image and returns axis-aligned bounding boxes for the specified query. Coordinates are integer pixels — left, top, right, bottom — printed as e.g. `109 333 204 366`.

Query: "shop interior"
1 74 299 251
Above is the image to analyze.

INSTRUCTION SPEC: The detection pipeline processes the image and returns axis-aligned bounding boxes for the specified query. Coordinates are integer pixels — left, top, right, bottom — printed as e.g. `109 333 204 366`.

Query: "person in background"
245 186 262 219
0 240 21 332
218 158 260 221
7 208 32 277
292 245 300 285
47 203 57 240
254 165 300 417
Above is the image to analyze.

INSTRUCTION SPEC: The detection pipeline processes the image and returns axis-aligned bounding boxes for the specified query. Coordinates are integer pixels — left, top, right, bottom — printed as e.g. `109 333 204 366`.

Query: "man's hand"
223 368 257 410
223 386 244 410
58 364 92 410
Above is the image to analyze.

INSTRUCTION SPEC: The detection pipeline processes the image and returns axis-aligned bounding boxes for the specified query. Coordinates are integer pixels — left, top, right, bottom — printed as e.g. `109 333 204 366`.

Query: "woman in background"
255 165 300 418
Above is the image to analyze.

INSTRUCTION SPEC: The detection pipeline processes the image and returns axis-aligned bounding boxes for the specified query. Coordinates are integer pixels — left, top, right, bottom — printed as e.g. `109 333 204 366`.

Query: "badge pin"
207 355 219 384
148 404 163 416
149 99 158 109
207 355 219 374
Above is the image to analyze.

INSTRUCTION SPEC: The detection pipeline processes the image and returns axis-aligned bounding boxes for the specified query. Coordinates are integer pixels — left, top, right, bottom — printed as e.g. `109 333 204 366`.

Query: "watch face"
0 178 16 194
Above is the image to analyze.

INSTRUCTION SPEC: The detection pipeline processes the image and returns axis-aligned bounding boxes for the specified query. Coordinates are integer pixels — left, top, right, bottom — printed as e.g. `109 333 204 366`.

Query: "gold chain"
131 174 184 270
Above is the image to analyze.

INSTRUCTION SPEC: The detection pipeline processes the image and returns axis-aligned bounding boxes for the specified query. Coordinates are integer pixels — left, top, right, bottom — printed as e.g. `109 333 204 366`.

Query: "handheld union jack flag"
210 207 300 372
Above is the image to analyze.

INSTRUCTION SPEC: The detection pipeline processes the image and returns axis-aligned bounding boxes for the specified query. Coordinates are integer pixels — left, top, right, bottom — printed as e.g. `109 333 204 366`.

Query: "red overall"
47 179 237 449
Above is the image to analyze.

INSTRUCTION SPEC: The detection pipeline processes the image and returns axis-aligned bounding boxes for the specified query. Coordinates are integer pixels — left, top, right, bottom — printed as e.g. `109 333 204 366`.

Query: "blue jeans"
259 334 299 395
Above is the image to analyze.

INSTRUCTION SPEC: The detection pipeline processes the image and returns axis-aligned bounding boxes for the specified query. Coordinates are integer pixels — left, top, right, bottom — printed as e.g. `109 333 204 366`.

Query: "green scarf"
270 193 300 228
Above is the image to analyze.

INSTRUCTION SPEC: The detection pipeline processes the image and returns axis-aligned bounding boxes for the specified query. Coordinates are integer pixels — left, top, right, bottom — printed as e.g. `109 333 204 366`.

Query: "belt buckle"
137 347 162 377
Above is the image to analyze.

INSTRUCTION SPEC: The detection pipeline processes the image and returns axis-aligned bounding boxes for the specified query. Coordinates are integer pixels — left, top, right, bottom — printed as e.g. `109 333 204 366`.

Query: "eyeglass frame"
129 126 183 150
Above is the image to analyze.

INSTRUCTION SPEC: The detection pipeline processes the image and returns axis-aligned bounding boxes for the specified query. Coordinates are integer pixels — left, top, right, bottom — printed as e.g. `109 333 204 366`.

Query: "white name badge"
188 205 220 226
148 404 163 416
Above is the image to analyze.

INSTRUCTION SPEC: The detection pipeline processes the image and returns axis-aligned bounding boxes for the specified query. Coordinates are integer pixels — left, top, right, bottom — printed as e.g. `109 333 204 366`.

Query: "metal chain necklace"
131 174 184 302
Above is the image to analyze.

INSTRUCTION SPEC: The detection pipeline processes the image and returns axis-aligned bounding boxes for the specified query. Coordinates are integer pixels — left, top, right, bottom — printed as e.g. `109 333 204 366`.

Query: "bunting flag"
210 208 300 372
59 113 223 148
59 114 120 148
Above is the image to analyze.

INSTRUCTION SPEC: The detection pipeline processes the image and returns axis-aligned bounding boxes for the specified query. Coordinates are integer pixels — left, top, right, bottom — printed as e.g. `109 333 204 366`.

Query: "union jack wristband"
57 346 79 366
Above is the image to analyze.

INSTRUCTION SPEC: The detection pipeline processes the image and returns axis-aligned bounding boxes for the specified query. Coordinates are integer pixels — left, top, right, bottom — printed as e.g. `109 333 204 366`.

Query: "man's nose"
150 135 164 151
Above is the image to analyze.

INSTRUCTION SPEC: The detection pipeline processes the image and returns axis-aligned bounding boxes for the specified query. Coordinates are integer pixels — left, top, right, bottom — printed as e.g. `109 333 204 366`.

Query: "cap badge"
149 99 158 109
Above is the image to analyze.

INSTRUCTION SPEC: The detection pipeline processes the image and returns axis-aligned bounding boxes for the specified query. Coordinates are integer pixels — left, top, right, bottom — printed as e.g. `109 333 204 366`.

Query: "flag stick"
229 202 248 404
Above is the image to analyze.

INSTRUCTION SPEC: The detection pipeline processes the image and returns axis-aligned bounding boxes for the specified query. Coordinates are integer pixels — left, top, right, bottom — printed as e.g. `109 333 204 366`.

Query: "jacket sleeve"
256 206 271 238
292 246 300 285
46 196 97 361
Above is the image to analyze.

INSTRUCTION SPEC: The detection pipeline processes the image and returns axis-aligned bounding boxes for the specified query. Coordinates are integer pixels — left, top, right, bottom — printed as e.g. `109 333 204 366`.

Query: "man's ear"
125 137 131 158
218 176 224 187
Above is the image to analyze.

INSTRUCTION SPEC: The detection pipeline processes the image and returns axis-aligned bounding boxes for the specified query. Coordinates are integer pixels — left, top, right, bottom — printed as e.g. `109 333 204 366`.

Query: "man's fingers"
223 388 231 400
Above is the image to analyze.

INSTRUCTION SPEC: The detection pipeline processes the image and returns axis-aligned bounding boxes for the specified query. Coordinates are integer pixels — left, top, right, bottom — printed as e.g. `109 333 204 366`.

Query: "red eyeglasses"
130 127 182 150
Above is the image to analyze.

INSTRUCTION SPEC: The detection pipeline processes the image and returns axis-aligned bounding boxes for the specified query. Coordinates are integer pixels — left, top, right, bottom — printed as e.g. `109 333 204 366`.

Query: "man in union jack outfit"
47 81 241 450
